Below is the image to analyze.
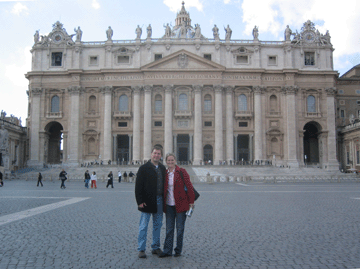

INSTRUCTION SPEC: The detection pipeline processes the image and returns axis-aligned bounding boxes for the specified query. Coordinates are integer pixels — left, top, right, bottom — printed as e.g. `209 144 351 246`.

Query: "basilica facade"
26 3 338 169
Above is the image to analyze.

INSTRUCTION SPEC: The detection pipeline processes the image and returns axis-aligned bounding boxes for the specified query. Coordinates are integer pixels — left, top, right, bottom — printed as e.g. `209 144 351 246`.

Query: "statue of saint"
224 25 232 41
323 30 331 44
0 110 6 119
0 125 9 150
164 23 172 38
34 30 40 44
212 24 219 39
135 25 142 39
195 24 201 38
292 30 301 45
106 26 113 41
284 25 292 41
74 26 82 42
252 26 259 40
147 24 152 38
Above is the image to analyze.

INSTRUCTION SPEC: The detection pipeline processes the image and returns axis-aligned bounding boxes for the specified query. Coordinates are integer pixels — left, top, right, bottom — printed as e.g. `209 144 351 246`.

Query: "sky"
1 0 360 125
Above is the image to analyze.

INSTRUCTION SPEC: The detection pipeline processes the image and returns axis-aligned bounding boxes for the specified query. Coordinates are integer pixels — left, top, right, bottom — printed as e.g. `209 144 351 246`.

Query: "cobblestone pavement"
0 180 360 269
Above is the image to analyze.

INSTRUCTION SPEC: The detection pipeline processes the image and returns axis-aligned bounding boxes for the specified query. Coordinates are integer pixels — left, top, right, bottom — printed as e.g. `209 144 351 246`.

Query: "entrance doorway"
237 135 249 161
203 144 213 164
117 135 129 164
45 122 63 164
303 122 320 164
177 134 189 163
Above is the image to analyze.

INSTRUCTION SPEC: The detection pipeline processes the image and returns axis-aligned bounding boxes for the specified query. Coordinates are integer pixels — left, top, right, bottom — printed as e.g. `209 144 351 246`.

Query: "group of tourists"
135 146 198 258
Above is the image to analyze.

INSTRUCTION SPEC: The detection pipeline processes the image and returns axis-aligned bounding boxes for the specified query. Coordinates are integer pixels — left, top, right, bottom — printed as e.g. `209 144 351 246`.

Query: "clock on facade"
303 31 315 43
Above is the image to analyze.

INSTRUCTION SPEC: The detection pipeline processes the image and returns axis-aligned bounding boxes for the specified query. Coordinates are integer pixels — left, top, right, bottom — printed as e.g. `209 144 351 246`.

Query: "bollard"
206 173 212 184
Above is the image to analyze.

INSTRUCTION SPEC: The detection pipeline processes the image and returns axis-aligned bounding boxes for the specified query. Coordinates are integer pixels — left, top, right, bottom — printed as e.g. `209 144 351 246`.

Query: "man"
118 170 122 183
0 170 3 187
135 146 166 258
59 169 67 189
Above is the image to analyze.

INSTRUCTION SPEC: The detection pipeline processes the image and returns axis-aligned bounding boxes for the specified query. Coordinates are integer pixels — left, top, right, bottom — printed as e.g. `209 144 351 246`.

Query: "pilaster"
132 86 142 162
214 85 223 165
164 85 173 156
193 85 203 165
225 86 234 164
143 85 152 160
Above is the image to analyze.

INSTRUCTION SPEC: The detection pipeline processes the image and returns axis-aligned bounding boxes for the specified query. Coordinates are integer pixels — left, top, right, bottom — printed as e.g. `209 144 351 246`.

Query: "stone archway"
45 122 63 164
303 122 321 164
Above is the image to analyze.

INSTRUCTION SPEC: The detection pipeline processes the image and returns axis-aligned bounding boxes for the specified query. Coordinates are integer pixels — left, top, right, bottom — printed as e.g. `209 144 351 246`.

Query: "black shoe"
174 253 181 257
159 252 172 258
138 251 146 258
151 249 162 255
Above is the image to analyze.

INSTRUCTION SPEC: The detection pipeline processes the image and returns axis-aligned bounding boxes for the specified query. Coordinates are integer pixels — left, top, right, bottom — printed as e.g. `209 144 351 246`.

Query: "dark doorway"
237 135 249 161
203 144 213 163
177 134 189 162
117 135 129 164
46 122 63 164
303 122 320 164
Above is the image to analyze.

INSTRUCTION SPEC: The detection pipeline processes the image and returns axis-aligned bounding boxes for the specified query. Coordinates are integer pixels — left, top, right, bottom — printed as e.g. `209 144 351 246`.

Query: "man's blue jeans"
137 195 163 252
162 205 187 255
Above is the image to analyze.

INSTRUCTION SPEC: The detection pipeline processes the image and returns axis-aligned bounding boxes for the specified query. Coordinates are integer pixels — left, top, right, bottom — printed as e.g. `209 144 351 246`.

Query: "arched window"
51 95 60 113
179 93 188 111
155 94 162 112
119 95 128 111
270 95 277 112
307 95 316 113
88 137 96 154
238 94 247 111
204 94 212 111
89 95 96 112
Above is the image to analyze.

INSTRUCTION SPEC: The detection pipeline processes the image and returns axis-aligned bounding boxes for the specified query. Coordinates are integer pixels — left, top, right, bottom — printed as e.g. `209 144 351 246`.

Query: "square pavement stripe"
0 197 90 226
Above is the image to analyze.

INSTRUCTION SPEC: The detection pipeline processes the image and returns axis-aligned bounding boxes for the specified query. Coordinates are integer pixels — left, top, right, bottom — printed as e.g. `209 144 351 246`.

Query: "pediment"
141 50 225 71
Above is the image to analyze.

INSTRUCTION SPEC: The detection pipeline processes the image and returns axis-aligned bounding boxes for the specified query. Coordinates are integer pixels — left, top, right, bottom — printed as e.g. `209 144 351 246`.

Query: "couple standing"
135 146 195 258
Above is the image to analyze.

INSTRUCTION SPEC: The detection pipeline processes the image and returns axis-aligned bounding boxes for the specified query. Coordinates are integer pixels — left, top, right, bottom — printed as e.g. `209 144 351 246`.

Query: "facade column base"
227 159 234 165
286 160 299 168
66 160 80 167
323 160 339 171
214 159 222 166
193 158 202 165
26 160 43 168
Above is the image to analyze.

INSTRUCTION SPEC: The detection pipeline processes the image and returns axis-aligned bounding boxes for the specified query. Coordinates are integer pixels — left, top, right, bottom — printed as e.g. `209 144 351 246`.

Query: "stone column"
164 85 173 156
214 85 223 165
189 134 193 163
68 86 82 165
102 86 113 163
113 134 117 162
225 86 234 164
132 86 141 162
28 88 43 166
193 85 203 165
249 134 253 161
234 134 238 162
143 85 152 160
128 134 133 164
62 132 68 163
173 135 177 158
283 86 299 167
325 88 339 170
253 86 263 161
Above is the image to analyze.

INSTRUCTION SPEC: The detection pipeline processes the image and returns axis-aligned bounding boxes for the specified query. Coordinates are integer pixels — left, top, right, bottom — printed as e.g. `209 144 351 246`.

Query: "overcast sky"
1 0 359 124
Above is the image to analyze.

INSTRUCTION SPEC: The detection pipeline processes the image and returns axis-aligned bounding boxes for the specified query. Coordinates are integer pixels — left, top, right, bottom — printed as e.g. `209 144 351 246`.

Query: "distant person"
91 171 97 189
59 169 67 189
118 170 122 183
123 171 128 183
37 172 43 187
106 171 114 188
135 146 166 258
84 170 91 188
0 171 3 187
129 171 135 183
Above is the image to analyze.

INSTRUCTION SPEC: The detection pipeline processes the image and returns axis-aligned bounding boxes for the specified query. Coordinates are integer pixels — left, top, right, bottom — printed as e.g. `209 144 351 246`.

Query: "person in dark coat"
37 172 43 187
159 153 195 258
84 170 91 188
0 171 3 187
135 146 166 258
59 169 67 189
106 171 114 188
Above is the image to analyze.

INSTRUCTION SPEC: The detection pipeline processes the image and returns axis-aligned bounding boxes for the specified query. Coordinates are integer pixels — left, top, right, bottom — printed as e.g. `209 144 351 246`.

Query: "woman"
159 153 195 258
106 171 114 188
90 171 97 189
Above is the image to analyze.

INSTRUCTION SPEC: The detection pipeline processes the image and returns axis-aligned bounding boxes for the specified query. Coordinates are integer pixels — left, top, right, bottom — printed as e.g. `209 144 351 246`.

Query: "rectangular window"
154 121 162 127
340 109 345 118
236 55 248 64
357 145 360 164
155 100 162 112
338 90 344 94
268 56 277 65
118 56 130 64
154 54 162 61
51 52 62 66
304 52 315 66
356 90 360 94
118 122 127 127
89 56 98 65
347 151 350 165
239 122 248 127
357 100 360 105
204 54 212 61
204 121 212 127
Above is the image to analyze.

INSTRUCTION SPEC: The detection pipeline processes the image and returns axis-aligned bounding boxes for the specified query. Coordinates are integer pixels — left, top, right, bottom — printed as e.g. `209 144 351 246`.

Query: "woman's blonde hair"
165 153 177 162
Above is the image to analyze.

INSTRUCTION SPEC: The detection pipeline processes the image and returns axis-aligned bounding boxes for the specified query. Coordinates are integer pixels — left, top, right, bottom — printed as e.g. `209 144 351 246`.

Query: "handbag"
179 170 200 201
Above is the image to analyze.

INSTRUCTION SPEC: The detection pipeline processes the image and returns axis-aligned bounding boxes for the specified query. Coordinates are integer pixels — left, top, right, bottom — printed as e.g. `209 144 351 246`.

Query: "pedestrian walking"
129 171 135 183
118 170 122 183
159 153 195 258
106 171 114 188
37 172 43 187
123 171 128 182
0 170 3 187
59 169 67 189
84 170 91 188
135 146 166 258
91 171 97 189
